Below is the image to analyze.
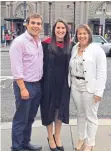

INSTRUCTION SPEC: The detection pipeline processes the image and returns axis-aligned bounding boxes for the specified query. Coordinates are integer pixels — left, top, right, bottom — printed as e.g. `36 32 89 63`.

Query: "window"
96 2 111 15
92 36 107 43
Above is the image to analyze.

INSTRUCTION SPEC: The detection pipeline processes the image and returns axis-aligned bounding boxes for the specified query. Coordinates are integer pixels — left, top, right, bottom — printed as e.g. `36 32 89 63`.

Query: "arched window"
15 3 32 18
96 2 111 16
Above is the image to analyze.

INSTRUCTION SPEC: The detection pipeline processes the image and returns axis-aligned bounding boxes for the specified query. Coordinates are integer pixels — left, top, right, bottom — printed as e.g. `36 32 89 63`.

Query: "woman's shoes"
75 140 84 151
75 145 84 151
82 145 93 151
47 137 59 151
53 135 64 151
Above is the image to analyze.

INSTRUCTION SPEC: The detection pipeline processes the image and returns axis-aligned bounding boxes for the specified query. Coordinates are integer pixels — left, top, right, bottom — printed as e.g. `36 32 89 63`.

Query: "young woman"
40 19 70 151
69 24 107 151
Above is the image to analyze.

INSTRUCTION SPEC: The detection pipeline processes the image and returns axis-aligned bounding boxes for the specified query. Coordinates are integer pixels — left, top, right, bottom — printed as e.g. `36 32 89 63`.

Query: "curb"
0 46 10 52
0 50 9 52
0 49 9 52
1 119 111 130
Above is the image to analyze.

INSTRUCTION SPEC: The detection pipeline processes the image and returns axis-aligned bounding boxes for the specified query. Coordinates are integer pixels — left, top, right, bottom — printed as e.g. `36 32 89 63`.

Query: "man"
9 13 43 151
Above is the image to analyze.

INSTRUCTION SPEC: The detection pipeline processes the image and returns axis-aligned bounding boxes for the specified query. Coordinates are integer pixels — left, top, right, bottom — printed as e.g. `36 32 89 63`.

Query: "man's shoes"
22 143 42 151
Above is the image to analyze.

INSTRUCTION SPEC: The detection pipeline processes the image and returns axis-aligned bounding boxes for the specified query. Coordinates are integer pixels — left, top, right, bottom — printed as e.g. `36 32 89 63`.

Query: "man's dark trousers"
12 81 41 150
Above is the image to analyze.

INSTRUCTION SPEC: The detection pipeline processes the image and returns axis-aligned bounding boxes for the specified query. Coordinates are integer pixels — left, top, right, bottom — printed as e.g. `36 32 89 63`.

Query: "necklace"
78 44 88 52
79 47 85 52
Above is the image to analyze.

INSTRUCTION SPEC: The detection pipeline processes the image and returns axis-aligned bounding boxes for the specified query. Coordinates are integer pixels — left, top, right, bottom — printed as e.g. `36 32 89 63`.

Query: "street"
1 49 111 123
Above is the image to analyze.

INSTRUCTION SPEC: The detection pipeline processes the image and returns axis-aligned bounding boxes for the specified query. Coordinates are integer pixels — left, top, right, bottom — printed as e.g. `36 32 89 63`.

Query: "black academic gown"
40 37 70 126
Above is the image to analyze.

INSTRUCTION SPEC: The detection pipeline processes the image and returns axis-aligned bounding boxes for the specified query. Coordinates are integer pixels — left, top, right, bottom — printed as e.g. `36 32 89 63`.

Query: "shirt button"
83 59 85 61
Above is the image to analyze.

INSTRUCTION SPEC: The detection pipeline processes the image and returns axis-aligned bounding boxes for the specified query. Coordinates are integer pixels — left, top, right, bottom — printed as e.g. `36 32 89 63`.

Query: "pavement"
1 50 111 122
1 119 111 151
0 45 10 52
1 45 111 151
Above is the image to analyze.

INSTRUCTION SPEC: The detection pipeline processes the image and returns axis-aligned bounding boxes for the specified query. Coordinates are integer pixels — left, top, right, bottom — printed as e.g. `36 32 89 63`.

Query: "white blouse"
70 54 85 78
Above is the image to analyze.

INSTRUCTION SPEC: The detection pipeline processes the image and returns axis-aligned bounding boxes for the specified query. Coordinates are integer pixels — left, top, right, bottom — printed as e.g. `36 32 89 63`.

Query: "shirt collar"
25 30 41 43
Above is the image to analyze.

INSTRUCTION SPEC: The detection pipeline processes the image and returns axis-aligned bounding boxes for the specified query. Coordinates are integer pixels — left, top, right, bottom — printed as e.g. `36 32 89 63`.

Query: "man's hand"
20 88 29 100
94 95 101 103
16 79 30 100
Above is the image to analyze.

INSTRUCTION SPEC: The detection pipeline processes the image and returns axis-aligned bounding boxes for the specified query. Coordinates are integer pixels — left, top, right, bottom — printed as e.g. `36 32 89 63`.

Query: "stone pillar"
80 1 84 24
37 2 43 15
80 1 89 24
85 1 89 24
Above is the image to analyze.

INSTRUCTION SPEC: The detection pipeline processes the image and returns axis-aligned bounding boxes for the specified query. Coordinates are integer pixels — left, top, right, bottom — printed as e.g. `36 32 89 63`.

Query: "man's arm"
9 40 29 100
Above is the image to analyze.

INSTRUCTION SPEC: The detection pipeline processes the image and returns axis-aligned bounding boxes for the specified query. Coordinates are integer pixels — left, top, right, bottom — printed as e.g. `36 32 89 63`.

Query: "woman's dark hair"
75 24 92 44
49 19 70 54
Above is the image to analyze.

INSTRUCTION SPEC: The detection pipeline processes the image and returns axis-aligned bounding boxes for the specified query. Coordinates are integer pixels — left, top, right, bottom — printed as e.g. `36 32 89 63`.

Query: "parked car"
72 35 111 57
92 35 111 57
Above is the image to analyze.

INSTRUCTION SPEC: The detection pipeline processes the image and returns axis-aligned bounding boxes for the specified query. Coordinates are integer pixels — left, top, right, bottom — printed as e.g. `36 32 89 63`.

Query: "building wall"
1 1 111 35
88 1 101 18
1 1 6 26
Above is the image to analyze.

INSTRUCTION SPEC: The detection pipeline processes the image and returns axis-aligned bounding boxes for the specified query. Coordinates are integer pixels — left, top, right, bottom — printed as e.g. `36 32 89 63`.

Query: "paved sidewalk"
1 120 111 151
0 46 10 52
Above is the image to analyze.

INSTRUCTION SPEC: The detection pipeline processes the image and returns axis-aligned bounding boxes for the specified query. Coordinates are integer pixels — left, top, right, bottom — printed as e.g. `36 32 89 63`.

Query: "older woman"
68 24 107 151
40 19 70 151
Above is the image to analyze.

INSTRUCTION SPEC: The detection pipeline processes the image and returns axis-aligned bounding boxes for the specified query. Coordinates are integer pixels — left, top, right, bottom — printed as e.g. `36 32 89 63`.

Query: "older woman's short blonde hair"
75 24 92 44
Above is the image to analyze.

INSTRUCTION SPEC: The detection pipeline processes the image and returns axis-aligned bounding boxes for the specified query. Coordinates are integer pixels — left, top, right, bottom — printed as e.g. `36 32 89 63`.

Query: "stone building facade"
1 1 111 36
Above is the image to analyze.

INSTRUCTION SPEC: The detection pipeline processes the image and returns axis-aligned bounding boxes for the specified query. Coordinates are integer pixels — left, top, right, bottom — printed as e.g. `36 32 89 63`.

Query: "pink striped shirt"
9 30 43 82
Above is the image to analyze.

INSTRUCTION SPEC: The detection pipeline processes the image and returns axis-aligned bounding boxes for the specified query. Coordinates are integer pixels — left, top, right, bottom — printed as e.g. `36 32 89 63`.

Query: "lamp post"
73 2 75 34
100 9 107 36
67 2 76 36
102 9 106 36
23 1 26 31
49 2 52 35
7 4 10 29
102 8 110 36
35 2 37 13
10 2 14 33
